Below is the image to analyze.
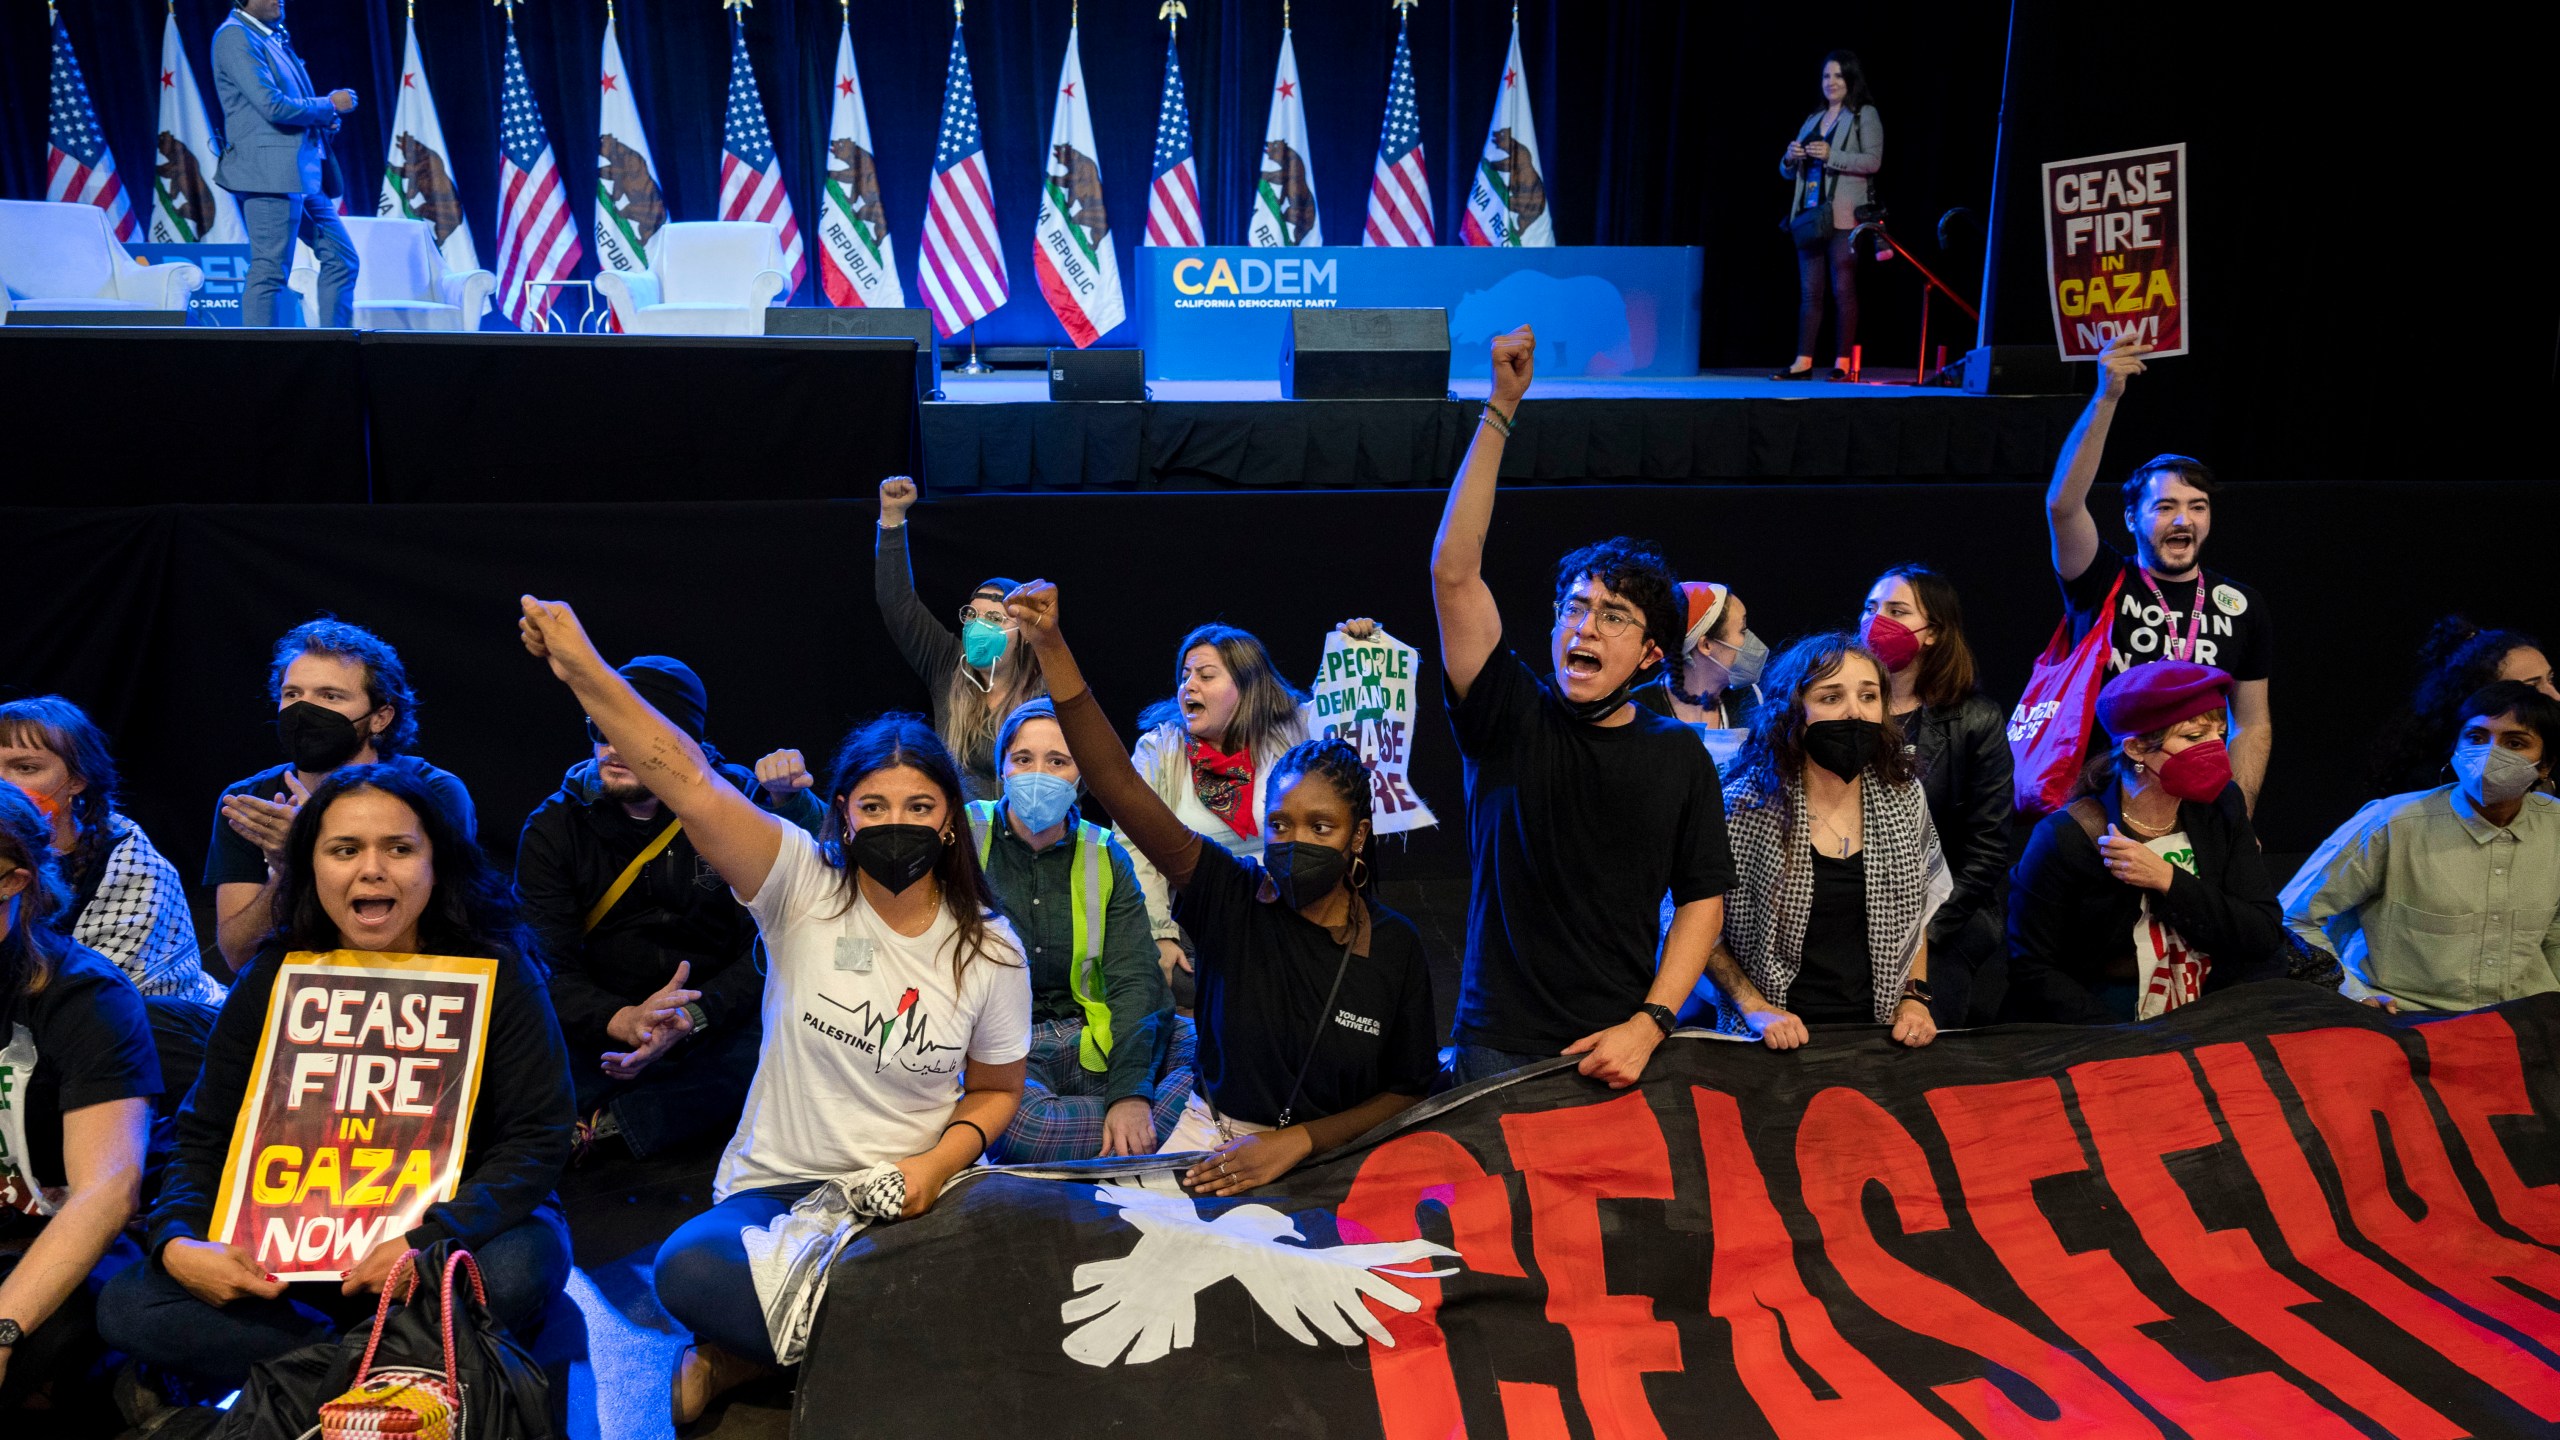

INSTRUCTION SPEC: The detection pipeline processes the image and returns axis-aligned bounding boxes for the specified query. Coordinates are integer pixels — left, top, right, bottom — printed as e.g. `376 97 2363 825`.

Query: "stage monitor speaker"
2 310 187 327
765 306 941 398
1281 308 1448 400
1958 344 2074 395
1048 348 1145 402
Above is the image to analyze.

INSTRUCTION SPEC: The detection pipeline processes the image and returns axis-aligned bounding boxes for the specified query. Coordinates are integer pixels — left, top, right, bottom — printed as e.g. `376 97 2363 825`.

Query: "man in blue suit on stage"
211 0 358 327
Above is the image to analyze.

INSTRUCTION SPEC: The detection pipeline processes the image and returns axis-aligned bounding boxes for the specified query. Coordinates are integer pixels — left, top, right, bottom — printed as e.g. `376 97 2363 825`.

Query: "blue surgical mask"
1003 771 1079 832
1725 630 1770 689
962 617 1010 669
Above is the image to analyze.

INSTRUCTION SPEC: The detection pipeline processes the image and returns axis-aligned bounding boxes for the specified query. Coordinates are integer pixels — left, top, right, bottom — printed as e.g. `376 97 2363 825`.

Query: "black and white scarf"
1716 765 1950 1031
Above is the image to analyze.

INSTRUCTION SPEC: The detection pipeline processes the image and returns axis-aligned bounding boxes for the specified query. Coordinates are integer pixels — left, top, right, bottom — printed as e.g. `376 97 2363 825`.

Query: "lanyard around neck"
2133 567 2209 663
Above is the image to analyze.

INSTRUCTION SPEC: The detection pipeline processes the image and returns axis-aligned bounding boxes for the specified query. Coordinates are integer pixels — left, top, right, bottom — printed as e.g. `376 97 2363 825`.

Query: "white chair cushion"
0 199 122 301
645 222 786 306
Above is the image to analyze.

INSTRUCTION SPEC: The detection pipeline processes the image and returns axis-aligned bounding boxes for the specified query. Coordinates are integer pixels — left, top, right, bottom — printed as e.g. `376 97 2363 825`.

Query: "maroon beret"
2096 660 2234 740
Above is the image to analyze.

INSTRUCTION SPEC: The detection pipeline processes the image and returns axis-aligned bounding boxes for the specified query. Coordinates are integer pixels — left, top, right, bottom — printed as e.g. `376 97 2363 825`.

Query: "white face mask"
2453 741 2543 807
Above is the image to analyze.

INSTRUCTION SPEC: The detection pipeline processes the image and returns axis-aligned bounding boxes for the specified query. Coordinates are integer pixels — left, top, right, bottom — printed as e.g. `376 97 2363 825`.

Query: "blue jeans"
237 190 356 327
1433 1043 1561 1093
96 1206 570 1390
653 1184 821 1366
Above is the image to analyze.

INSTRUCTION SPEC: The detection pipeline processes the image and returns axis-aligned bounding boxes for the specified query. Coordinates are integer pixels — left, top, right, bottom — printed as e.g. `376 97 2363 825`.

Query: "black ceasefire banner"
796 987 2560 1438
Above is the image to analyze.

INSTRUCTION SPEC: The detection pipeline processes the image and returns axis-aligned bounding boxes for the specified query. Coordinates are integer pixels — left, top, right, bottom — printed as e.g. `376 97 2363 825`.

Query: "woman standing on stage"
874 475 1048 802
1776 51 1883 381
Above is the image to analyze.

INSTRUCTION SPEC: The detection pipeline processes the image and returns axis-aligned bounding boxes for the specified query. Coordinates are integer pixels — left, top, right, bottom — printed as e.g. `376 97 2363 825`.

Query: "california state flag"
1031 23 1122 347
593 15 665 279
380 17 479 274
150 12 243 243
819 18 903 308
1246 26 1319 247
1462 19 1552 247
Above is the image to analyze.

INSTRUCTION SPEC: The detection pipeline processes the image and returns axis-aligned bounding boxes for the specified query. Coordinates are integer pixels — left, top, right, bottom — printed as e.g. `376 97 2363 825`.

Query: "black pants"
0 1235 140 1431
1793 224 1860 361
570 1016 761 1160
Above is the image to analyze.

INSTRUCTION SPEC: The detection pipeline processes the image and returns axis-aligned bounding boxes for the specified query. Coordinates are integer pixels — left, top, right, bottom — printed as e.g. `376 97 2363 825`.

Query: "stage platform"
2 325 2082 503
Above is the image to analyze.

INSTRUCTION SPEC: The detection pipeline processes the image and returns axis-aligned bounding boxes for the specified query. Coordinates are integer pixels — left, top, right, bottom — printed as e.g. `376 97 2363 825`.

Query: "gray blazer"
1780 106 1882 231
211 14 338 196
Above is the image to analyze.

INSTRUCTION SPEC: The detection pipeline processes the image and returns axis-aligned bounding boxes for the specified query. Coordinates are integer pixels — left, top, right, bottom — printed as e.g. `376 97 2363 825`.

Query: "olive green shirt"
975 803 1171 1106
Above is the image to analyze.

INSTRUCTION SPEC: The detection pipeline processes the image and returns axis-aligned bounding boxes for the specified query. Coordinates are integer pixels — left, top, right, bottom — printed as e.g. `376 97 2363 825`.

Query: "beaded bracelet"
1481 402 1515 437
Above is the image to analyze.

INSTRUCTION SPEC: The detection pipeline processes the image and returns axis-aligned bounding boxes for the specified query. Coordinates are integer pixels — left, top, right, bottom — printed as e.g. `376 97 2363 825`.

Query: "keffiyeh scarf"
1716 766 1950 1032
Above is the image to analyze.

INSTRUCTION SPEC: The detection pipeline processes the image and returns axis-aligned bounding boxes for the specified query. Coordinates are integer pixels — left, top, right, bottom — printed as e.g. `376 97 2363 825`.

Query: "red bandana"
1191 741 1258 839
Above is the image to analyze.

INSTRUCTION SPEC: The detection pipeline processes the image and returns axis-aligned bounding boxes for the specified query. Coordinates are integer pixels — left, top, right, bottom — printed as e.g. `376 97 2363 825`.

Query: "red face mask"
1860 613 1922 673
9 779 68 828
2153 738 2231 803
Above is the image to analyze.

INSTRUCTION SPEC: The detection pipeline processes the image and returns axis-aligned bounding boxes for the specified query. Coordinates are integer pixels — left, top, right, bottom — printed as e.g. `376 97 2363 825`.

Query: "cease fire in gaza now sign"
2043 142 2189 359
210 951 496 1280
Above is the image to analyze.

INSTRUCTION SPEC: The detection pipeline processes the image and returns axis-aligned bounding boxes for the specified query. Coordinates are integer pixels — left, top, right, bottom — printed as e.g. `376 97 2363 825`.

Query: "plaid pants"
992 1015 1197 1164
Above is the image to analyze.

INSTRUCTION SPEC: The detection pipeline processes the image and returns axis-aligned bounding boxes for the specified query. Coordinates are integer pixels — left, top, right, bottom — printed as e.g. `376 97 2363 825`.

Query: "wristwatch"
681 1001 710 1034
1898 977 1934 1007
1638 1003 1679 1036
0 1316 22 1348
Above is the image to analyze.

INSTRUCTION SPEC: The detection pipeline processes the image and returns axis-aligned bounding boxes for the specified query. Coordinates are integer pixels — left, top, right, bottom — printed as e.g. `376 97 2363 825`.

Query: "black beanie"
619 655 708 741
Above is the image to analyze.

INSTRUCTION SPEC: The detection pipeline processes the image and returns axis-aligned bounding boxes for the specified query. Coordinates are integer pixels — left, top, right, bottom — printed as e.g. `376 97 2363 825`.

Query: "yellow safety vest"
967 800 1116 1073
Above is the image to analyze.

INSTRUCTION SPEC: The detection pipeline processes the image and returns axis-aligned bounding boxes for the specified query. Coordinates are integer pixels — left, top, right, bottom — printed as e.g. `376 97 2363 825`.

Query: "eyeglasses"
1554 599 1642 639
958 604 1010 627
585 717 608 746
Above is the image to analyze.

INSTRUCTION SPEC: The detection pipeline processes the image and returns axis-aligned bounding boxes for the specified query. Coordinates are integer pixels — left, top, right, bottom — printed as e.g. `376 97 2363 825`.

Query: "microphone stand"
1851 221 1979 386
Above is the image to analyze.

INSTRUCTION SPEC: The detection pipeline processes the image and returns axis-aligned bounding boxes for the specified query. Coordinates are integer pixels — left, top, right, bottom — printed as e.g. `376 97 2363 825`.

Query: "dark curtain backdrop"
6 0 2010 367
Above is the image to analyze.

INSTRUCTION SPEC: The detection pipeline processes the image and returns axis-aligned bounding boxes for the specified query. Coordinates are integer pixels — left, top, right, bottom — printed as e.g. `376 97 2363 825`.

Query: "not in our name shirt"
2062 546 2271 682
718 826 1032 1202
1174 844 1436 1128
1446 649 1735 1055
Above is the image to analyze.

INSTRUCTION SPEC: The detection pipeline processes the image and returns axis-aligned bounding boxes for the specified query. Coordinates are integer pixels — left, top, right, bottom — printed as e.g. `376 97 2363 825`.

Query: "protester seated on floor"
874 475 1048 802
100 765 573 1400
1 695 223 1004
2367 617 2558 799
0 787 162 1429
515 654 825 1164
516 597 1029 1426
1123 620 1315 1004
1632 580 1767 777
1701 633 1949 1050
2005 662 2290 1022
965 697 1192 1162
1858 566 2013 1027
2287 680 2560 1014
1009 579 1437 1196
206 618 476 974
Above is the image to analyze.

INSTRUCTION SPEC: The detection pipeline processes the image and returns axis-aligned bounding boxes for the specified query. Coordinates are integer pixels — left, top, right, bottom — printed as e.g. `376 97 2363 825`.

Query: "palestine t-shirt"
1446 650 1736 1055
0 940 161 1220
2061 546 2271 683
1174 844 1436 1128
203 756 479 888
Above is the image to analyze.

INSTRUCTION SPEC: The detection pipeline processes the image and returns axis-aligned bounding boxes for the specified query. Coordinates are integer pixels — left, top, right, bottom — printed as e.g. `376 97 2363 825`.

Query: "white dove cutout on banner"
1060 1183 1462 1367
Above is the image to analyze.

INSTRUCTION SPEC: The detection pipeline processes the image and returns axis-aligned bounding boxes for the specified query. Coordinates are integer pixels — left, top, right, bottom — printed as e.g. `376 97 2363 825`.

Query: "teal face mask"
962 618 1010 669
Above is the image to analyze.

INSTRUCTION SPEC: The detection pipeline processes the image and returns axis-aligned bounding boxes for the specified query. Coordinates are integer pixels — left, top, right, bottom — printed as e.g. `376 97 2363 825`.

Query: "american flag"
719 20 806 297
1362 17 1433 247
47 16 136 243
1142 36 1201 247
918 22 1007 337
494 23 582 331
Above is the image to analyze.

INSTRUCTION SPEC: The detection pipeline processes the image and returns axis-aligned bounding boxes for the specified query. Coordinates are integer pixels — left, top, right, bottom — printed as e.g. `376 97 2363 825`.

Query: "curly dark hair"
0 784 71 1007
1731 632 1916 809
269 617 420 757
0 695 120 910
1267 736 1377 893
2368 617 2549 793
1553 537 1683 673
823 713 1015 982
271 763 534 966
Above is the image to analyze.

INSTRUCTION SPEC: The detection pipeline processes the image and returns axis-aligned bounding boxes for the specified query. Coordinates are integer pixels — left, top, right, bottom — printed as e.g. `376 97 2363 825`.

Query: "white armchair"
595 221 790 335
291 217 494 331
0 199 201 320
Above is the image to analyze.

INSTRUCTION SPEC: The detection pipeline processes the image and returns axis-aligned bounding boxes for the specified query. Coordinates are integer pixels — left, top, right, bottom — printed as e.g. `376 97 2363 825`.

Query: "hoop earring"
1348 854 1369 889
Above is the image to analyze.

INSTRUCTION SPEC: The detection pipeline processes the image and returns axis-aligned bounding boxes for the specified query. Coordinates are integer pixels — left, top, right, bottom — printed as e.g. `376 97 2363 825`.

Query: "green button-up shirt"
977 803 1171 1106
2282 787 2560 1013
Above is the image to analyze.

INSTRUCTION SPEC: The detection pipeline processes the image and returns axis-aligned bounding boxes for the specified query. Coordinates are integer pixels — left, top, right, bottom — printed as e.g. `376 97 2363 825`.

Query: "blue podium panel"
126 244 260 325
1136 246 1701 382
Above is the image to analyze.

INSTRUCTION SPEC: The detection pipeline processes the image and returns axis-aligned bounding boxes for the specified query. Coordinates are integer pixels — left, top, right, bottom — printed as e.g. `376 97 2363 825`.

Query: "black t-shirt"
1445 650 1736 1054
204 756 478 888
0 939 161 1217
2061 547 2271 683
1788 850 1873 1024
1174 844 1436 1128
